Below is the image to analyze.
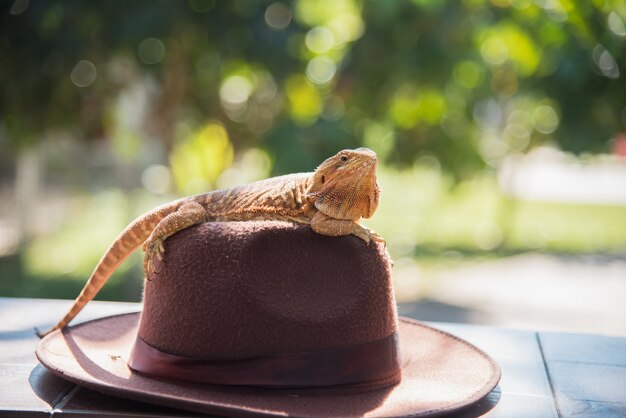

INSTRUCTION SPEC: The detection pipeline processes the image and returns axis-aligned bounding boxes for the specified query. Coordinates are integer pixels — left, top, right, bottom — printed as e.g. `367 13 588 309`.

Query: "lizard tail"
36 211 166 338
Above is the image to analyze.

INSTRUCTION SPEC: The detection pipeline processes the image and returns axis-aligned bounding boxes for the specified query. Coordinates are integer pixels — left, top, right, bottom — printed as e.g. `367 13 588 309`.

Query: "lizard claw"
143 238 165 275
369 231 386 247
352 226 386 247
363 230 386 247
352 229 371 244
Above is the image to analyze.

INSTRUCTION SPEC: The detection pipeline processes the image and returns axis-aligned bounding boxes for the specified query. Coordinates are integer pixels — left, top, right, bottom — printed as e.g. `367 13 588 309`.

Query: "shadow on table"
446 385 502 417
28 363 501 418
28 364 74 408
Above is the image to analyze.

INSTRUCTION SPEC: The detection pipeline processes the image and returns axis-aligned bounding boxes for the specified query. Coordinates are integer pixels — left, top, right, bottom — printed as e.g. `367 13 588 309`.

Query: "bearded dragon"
37 148 383 337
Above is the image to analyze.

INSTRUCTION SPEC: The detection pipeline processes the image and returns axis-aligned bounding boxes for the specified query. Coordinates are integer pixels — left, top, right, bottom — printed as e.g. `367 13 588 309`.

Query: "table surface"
1 297 625 418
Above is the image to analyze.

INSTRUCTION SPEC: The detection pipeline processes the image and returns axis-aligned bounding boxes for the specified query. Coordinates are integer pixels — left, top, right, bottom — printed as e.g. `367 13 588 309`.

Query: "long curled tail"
36 210 169 338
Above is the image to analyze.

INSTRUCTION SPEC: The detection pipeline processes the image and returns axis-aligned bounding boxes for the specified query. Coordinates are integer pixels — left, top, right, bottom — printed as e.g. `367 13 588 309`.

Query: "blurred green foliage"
3 167 625 301
2 0 625 178
370 166 626 254
2 0 626 303
170 122 234 193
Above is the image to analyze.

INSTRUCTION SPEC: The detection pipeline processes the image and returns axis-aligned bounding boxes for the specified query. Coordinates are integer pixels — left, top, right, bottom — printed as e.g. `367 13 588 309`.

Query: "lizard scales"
38 148 383 337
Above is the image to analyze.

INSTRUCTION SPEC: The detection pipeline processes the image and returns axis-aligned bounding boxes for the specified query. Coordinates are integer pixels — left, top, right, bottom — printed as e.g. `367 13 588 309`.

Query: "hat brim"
36 313 500 417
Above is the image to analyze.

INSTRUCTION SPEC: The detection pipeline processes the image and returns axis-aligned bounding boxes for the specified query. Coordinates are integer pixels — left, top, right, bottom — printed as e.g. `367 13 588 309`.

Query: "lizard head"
307 147 380 220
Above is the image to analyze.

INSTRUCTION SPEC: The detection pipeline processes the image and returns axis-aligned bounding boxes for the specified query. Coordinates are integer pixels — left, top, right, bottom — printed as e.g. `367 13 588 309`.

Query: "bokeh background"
1 0 625 335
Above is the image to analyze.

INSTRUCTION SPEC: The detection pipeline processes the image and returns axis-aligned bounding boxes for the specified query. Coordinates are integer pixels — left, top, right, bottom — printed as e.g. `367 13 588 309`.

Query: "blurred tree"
1 0 625 180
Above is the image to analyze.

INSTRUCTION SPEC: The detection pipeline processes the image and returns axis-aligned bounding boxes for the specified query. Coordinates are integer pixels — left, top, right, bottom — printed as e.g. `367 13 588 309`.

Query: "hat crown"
131 221 399 388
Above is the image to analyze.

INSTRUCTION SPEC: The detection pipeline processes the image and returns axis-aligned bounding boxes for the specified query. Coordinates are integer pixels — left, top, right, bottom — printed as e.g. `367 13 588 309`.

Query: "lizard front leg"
143 201 207 274
310 211 384 245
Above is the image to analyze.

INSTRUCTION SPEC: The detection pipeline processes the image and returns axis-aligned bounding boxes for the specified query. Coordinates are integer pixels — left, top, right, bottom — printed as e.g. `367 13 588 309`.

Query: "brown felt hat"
36 221 500 417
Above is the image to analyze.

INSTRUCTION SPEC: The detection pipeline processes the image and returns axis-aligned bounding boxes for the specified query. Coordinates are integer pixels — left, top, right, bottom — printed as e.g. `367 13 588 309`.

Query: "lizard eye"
340 155 349 163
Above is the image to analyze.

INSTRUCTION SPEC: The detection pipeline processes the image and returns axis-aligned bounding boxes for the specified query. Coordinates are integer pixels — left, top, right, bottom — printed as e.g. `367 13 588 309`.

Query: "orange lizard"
37 148 383 337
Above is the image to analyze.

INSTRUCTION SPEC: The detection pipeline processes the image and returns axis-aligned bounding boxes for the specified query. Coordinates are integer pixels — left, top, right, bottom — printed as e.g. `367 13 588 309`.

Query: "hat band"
128 333 401 389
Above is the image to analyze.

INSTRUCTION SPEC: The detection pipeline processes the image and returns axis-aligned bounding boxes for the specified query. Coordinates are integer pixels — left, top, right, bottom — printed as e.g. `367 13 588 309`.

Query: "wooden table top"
1 297 625 417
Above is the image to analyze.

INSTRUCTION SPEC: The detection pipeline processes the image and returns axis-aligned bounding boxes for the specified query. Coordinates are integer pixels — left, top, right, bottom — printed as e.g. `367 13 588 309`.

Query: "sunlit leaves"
477 21 541 77
295 0 364 46
389 86 446 130
285 75 322 126
305 56 336 85
539 21 567 47
533 104 560 134
363 121 396 160
1 0 625 174
220 75 253 109
218 63 281 133
170 122 234 194
453 61 486 89
473 94 561 166
305 27 335 54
